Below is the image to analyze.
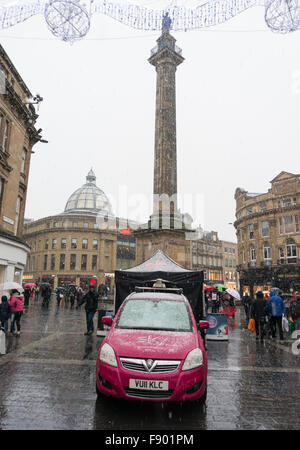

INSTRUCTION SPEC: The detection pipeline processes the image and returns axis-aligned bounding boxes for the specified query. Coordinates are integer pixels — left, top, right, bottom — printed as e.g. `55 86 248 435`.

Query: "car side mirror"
101 316 112 326
199 320 210 330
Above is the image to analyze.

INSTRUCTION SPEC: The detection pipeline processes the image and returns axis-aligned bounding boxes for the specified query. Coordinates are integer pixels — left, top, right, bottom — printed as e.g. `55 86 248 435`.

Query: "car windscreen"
116 299 192 332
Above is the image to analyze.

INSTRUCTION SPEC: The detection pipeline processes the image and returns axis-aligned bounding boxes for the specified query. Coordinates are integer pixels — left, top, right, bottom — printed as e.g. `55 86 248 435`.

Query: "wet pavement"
0 296 299 430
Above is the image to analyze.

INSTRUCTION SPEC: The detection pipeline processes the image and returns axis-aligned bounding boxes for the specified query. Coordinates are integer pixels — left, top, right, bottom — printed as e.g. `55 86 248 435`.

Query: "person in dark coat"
77 285 99 335
250 291 268 340
242 294 252 322
0 295 11 333
24 287 31 307
290 297 300 330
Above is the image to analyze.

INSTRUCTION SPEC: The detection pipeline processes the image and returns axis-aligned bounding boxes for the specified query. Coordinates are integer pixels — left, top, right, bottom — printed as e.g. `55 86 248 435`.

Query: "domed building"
22 170 137 290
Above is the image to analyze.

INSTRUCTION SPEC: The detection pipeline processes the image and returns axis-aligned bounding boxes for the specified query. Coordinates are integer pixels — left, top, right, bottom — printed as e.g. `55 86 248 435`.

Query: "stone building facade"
234 171 300 296
22 170 137 289
0 44 41 285
220 240 239 289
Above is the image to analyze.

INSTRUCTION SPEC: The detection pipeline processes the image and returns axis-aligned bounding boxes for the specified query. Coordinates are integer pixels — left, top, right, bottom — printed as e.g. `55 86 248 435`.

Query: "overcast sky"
0 2 299 242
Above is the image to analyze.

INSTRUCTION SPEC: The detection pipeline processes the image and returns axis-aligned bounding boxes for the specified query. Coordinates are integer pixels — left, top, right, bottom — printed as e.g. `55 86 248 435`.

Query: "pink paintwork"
96 292 208 402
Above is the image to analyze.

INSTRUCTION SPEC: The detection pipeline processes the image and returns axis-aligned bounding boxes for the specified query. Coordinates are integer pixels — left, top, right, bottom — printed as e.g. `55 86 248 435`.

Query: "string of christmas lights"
0 0 298 42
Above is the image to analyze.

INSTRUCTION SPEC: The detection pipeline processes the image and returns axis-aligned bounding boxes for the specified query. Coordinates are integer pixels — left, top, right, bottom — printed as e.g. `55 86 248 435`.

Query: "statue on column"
162 12 172 33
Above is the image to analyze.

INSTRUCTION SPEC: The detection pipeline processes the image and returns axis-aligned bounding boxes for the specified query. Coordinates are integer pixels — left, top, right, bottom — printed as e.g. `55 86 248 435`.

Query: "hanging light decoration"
0 0 300 41
44 0 91 42
265 0 300 33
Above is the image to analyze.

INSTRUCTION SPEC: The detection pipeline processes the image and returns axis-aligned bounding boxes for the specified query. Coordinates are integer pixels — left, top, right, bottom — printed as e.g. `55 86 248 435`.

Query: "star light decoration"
0 0 299 42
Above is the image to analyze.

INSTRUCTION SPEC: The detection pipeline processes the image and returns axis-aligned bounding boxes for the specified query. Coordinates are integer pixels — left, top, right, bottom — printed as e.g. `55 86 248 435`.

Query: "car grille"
120 358 181 373
123 387 174 399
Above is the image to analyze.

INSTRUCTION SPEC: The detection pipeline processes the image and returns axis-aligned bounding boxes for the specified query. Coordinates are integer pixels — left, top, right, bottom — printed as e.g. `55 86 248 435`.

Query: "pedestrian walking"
250 291 268 340
24 287 31 307
69 286 76 308
8 290 24 336
290 297 300 330
76 287 83 306
268 289 286 340
77 284 99 335
0 295 11 333
242 293 252 322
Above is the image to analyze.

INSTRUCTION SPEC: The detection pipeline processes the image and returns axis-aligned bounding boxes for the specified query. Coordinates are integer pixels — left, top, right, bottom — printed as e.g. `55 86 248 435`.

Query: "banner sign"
206 313 229 341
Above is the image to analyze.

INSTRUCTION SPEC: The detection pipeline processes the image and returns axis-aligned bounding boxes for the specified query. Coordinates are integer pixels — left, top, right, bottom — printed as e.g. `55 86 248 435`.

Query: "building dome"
63 169 113 216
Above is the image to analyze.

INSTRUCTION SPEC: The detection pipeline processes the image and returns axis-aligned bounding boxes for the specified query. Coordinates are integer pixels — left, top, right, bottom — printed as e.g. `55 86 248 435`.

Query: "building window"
248 224 254 240
53 222 58 228
242 248 245 264
94 223 99 229
50 254 56 270
2 119 9 151
45 239 49 249
261 221 269 237
283 198 291 207
46 222 50 228
92 255 97 271
14 196 21 235
277 200 281 208
43 255 47 270
71 238 77 249
70 254 76 270
62 221 67 228
61 238 66 249
72 222 78 228
250 245 256 266
240 229 244 242
263 243 271 265
83 222 89 228
0 177 4 212
82 238 88 249
81 254 87 270
52 238 57 249
284 215 293 233
59 254 65 270
293 197 297 205
93 239 98 250
21 148 27 173
260 203 267 212
279 247 284 263
286 239 296 263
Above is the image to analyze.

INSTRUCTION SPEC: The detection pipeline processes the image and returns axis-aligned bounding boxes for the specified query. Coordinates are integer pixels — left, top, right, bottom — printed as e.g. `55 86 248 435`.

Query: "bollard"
0 329 6 355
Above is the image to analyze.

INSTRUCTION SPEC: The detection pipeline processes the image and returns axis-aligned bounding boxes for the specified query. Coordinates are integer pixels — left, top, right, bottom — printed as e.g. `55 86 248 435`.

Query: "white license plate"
129 378 169 391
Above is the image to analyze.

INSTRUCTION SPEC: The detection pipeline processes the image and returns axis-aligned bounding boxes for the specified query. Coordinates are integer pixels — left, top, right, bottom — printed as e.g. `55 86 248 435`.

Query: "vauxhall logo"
143 359 156 372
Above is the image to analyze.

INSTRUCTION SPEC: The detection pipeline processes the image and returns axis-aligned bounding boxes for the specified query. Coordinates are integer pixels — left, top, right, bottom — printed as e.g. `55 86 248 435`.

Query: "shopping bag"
287 316 296 332
282 316 289 333
248 318 255 332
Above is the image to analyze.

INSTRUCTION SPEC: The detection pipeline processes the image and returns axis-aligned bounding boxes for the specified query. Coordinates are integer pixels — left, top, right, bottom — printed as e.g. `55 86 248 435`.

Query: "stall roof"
124 250 191 273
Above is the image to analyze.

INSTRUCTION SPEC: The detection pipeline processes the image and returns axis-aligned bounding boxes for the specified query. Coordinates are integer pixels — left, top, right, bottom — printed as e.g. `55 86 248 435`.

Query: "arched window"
263 242 271 265
286 239 296 263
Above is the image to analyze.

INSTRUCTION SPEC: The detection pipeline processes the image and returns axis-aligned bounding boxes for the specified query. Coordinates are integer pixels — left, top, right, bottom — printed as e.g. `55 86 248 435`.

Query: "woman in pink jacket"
8 289 24 336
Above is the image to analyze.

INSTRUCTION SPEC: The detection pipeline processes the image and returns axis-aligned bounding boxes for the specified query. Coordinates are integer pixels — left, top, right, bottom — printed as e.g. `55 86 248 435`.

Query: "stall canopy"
114 250 204 320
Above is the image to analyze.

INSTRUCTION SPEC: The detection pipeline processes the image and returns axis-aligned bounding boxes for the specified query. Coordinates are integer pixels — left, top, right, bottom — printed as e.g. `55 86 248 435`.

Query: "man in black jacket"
251 291 268 340
77 285 99 335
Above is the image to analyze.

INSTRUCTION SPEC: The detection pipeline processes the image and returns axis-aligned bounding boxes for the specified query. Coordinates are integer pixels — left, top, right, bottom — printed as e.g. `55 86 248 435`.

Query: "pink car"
96 291 209 402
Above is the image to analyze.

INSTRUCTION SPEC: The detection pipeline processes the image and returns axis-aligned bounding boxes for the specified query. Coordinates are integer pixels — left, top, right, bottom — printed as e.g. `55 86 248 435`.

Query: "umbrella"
225 288 241 301
204 285 215 292
24 283 36 287
216 284 226 292
0 281 24 293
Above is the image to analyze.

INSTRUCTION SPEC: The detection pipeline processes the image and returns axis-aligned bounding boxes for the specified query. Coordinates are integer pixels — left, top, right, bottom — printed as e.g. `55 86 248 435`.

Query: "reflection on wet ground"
0 297 299 429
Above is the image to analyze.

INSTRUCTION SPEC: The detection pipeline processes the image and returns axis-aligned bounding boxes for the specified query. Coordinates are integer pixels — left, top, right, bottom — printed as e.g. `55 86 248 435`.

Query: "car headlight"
182 348 203 371
99 343 118 368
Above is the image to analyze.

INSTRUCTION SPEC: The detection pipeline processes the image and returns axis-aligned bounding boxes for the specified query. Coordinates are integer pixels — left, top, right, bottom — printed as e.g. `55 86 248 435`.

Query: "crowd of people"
0 281 112 338
242 289 300 341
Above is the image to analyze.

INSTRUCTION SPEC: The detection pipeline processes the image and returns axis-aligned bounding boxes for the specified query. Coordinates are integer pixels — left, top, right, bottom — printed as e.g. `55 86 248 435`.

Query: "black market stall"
114 250 205 320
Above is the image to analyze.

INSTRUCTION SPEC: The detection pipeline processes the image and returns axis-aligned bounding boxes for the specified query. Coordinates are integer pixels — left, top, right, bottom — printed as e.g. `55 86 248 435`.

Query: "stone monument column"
148 14 184 225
